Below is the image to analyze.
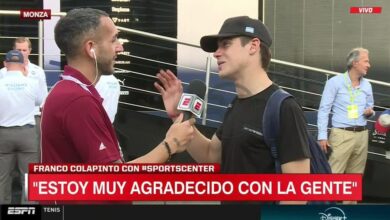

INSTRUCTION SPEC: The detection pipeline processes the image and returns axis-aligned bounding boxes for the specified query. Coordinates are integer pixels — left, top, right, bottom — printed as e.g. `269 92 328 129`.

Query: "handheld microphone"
177 80 206 121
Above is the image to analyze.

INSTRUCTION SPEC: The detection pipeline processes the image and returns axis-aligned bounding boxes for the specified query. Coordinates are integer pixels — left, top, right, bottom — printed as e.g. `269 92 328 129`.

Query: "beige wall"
177 0 259 68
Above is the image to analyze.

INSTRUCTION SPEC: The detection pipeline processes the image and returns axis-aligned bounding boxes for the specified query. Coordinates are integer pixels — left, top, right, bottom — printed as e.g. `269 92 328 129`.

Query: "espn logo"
1 205 41 220
20 9 51 20
177 93 204 118
350 7 382 14
7 207 36 215
179 95 193 108
193 99 203 112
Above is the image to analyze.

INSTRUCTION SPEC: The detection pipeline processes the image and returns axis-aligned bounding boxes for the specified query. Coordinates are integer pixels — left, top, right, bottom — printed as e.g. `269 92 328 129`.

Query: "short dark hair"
54 8 109 58
240 36 272 70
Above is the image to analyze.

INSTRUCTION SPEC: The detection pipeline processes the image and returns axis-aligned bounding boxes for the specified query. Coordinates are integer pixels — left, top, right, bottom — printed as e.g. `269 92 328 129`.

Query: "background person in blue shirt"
317 47 374 203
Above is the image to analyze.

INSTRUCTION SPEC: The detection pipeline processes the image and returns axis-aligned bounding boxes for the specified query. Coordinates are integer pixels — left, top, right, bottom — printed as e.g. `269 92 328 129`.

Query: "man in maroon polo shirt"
41 8 195 164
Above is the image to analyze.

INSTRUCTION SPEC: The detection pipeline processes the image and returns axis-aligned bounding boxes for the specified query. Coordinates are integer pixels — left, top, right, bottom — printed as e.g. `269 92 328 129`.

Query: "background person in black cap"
155 16 310 204
0 50 43 204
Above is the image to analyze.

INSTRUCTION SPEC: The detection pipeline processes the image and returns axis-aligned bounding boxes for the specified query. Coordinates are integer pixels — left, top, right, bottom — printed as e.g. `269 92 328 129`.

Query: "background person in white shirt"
95 74 125 159
95 74 120 123
0 37 48 151
0 50 44 204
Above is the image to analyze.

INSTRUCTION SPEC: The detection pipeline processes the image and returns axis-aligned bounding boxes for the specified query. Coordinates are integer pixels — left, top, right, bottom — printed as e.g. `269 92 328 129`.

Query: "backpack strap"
263 89 293 173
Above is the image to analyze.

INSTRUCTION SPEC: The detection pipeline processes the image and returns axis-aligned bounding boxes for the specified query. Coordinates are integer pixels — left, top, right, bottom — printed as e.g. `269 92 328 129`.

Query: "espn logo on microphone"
177 94 204 118
20 9 51 20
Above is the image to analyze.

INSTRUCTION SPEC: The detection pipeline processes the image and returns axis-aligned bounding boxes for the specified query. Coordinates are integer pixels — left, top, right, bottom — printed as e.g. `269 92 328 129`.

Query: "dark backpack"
262 89 332 174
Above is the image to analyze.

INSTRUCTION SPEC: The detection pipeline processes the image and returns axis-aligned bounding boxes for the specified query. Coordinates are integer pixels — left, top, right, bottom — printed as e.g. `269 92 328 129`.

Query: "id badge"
347 105 358 119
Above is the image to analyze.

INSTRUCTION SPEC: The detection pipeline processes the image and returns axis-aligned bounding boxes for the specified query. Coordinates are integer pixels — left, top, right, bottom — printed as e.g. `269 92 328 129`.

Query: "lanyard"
61 75 92 94
343 72 361 104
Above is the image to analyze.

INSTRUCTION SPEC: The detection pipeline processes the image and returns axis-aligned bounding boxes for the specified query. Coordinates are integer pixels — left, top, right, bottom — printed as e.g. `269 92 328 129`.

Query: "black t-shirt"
216 84 311 173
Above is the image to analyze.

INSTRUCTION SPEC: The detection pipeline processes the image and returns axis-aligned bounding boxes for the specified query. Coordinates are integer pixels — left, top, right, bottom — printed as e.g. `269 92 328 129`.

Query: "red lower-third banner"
27 174 361 202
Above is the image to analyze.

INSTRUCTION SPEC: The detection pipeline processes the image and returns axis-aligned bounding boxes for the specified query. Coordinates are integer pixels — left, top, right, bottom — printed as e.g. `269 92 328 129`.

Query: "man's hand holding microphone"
154 69 207 157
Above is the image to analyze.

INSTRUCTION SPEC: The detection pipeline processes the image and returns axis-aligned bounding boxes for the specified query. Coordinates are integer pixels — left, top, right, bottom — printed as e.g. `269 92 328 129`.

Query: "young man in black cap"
155 16 310 204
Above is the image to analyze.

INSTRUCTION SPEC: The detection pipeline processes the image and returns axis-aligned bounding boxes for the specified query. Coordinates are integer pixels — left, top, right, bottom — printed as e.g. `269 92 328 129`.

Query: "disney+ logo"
318 207 347 220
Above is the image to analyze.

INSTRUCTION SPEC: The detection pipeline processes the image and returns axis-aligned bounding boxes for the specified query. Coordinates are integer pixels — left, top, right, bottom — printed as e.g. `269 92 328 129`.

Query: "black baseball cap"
5 50 24 64
200 16 272 52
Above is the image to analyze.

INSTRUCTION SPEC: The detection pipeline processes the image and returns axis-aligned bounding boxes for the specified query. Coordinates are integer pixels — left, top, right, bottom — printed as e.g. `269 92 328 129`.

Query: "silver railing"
0 10 66 67
112 26 390 126
1 9 390 127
